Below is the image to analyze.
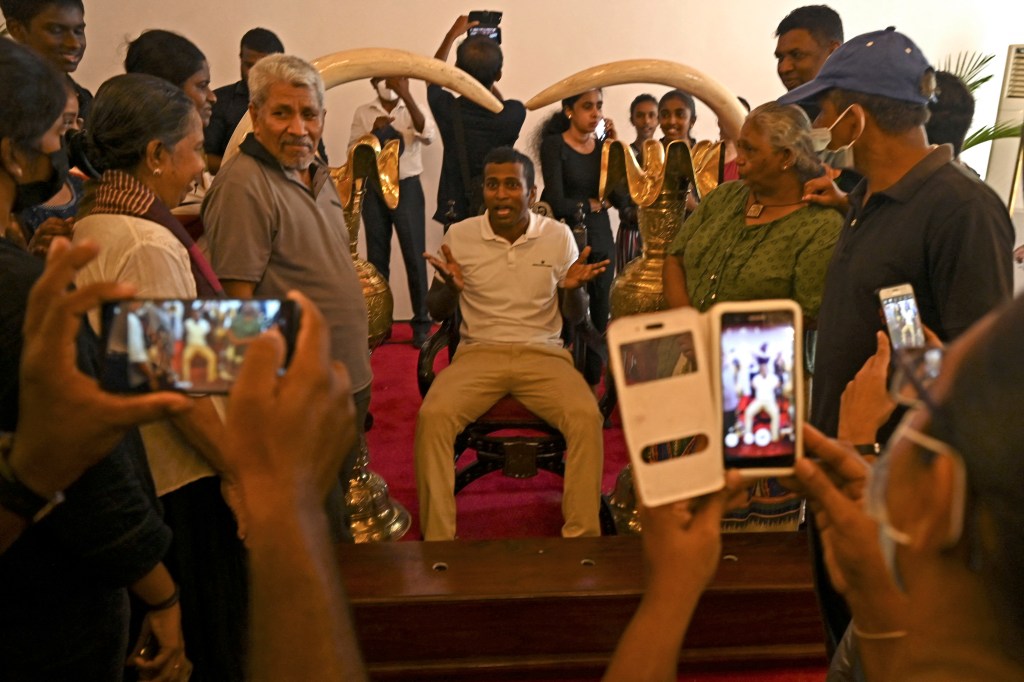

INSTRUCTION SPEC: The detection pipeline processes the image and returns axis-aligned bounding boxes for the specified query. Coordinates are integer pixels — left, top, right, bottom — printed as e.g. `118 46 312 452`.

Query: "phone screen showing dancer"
719 309 798 470
100 298 298 394
878 283 925 351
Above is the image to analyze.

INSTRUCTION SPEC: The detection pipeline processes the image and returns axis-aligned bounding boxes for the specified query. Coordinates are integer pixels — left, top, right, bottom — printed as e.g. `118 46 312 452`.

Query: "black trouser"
362 176 431 334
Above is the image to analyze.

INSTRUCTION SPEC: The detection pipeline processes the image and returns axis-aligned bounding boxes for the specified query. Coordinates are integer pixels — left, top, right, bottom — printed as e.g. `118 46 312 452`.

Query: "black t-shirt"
428 84 526 224
810 145 1015 438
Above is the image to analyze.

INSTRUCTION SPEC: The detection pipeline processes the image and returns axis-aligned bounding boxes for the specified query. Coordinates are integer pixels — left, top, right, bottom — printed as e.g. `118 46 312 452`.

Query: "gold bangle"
852 621 907 640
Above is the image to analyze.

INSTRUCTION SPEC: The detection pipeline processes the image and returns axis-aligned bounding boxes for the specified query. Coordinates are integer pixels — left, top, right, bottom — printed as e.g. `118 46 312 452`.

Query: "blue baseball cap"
778 27 935 106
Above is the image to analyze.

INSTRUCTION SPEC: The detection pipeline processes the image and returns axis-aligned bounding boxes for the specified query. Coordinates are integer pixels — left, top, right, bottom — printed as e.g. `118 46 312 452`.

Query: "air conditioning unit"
983 45 1024 292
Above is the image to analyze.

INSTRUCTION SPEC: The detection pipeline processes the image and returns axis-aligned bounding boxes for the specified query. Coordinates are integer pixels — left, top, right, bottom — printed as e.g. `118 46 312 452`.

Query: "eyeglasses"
866 410 967 548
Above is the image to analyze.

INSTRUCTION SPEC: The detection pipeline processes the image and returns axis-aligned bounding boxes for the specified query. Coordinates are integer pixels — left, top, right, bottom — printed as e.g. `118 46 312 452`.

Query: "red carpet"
365 324 826 682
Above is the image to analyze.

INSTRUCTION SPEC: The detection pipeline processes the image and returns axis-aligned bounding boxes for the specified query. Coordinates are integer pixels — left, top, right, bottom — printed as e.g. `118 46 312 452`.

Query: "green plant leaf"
962 120 1024 152
939 51 996 93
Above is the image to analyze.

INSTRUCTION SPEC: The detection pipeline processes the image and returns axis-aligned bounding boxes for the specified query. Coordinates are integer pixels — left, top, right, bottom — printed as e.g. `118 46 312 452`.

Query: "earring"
153 168 163 177
567 114 572 120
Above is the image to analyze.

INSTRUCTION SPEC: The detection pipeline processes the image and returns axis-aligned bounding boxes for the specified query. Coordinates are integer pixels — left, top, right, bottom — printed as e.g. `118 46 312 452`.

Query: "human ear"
144 139 166 175
7 21 28 43
911 452 963 552
0 138 25 178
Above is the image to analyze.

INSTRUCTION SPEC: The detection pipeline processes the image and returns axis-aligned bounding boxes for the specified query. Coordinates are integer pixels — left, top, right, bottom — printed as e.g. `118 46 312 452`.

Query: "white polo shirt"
348 96 436 179
439 212 578 347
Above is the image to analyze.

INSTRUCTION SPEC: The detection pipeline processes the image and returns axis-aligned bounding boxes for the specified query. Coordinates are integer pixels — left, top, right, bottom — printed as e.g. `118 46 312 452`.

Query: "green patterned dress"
668 181 843 531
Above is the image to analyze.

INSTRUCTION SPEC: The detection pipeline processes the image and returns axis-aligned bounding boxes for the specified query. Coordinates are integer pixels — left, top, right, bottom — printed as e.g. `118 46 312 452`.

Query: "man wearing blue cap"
779 27 1014 654
781 27 1013 439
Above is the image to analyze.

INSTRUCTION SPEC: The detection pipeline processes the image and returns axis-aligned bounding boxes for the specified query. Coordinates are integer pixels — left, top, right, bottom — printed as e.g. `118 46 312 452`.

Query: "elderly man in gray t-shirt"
201 54 372 538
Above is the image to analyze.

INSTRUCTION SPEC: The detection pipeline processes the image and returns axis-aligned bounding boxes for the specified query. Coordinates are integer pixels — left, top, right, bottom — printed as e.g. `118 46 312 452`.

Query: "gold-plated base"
606 153 693 535
607 463 642 535
346 442 411 543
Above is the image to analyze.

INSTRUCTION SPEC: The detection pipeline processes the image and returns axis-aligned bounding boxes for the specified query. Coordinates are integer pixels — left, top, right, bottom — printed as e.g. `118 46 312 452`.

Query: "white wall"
75 1 1024 318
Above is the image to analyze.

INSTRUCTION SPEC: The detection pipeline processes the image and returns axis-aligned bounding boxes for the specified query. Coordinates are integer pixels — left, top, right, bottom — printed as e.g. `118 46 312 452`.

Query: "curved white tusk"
526 59 745 142
223 48 501 163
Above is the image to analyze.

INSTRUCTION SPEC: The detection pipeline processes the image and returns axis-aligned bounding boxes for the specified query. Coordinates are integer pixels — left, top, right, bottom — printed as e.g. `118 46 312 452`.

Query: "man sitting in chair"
417 146 607 541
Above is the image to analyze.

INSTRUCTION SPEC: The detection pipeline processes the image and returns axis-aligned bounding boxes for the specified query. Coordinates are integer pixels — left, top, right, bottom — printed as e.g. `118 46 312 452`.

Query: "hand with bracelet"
129 566 191 681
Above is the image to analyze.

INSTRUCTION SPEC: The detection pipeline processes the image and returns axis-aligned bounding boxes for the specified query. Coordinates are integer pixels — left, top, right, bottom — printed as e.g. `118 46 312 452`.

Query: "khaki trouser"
414 343 604 540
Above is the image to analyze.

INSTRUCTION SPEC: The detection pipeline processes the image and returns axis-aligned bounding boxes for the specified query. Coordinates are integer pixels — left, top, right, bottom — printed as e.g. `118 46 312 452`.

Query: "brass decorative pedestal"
334 137 410 542
602 140 699 535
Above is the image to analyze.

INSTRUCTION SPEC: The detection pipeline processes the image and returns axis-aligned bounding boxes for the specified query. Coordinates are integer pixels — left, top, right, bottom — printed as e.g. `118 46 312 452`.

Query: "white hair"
248 53 325 110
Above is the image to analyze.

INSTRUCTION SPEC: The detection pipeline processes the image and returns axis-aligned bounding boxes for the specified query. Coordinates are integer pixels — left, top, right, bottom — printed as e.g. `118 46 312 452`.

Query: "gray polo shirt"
201 134 372 392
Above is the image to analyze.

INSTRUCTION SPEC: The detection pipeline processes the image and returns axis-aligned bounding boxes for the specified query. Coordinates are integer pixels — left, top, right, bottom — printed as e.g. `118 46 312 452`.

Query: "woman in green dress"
662 101 843 530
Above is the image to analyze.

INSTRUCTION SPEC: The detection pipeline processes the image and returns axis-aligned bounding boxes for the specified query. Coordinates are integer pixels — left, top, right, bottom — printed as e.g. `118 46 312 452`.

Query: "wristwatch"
0 433 65 522
853 442 881 456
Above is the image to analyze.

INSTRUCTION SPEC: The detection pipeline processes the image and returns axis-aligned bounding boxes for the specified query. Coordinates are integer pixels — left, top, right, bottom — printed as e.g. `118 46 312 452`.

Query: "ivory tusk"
223 48 501 163
527 59 745 142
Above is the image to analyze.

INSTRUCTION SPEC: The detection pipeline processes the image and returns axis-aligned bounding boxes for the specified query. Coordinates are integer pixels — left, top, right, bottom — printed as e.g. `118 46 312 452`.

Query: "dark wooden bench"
338 532 826 680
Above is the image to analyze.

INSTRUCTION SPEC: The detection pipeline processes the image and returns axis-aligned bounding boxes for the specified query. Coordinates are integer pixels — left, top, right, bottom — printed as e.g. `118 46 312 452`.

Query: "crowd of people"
1 0 1022 680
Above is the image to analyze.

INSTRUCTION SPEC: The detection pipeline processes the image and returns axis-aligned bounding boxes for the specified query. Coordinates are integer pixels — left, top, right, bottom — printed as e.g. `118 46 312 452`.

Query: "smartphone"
608 307 724 506
711 300 803 477
878 283 925 350
594 118 607 141
468 10 502 43
99 298 299 394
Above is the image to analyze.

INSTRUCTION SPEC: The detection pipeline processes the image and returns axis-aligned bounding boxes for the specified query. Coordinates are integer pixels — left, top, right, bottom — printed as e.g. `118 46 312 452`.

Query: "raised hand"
603 117 617 141
838 331 896 445
562 246 610 289
802 166 849 213
10 238 192 498
423 244 464 292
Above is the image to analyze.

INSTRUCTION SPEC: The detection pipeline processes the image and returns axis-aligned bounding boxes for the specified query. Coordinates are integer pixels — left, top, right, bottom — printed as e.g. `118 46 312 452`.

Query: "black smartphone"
878 283 925 350
714 301 803 476
468 10 502 43
99 298 299 394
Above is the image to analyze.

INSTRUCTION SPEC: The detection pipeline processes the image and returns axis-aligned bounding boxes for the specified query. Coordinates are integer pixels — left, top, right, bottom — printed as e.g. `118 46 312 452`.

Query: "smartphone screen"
594 119 607 140
99 298 298 394
719 310 798 470
879 284 925 350
467 26 501 43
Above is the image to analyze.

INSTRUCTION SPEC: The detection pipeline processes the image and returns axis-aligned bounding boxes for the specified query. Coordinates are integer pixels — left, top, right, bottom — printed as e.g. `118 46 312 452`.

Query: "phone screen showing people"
879 285 925 350
719 310 797 470
100 298 298 394
619 331 697 385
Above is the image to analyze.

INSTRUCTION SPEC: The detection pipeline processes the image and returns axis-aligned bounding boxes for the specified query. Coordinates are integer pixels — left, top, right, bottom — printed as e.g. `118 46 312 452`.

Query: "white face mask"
376 81 397 102
811 105 863 168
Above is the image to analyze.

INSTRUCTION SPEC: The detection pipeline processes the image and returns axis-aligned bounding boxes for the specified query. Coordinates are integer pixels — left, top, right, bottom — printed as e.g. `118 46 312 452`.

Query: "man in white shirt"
744 360 781 442
182 310 217 384
349 77 437 347
416 147 607 540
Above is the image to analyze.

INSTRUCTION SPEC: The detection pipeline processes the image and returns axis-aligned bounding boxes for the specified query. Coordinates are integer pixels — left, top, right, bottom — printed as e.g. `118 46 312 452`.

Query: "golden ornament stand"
529 59 743 536
331 135 409 542
601 139 702 534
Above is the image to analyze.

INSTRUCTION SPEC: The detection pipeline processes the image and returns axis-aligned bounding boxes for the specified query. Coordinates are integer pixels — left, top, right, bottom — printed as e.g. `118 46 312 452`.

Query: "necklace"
746 192 806 218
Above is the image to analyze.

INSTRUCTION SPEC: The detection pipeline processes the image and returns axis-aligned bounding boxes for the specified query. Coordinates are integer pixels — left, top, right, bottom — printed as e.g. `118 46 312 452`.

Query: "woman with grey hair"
663 102 840 320
661 101 844 532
